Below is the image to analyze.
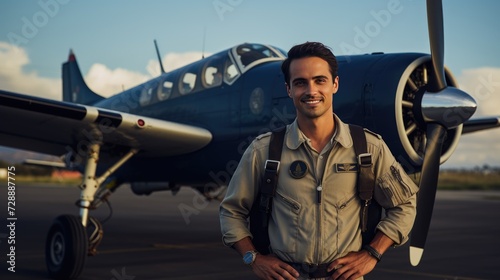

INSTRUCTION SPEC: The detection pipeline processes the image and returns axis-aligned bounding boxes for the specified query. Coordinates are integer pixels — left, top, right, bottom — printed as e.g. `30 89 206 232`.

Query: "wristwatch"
242 250 258 265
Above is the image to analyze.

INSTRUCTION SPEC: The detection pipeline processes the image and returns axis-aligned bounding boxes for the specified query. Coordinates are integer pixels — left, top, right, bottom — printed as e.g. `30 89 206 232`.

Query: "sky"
0 0 499 169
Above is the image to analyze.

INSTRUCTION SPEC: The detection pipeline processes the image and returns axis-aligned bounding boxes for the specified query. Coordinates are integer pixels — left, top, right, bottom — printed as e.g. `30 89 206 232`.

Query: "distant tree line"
0 160 52 176
444 165 500 174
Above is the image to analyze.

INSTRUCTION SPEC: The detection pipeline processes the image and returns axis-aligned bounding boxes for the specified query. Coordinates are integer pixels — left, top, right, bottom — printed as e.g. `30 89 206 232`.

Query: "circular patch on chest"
289 160 308 179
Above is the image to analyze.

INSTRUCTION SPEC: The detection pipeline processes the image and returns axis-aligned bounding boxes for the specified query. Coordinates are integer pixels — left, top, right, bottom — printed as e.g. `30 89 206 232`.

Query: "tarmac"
1 183 499 279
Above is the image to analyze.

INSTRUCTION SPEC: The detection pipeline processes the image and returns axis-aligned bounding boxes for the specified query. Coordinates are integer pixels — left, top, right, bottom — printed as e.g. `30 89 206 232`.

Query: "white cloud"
455 67 500 117
85 63 150 97
443 67 500 168
0 41 206 100
90 51 206 97
146 51 207 77
0 42 60 100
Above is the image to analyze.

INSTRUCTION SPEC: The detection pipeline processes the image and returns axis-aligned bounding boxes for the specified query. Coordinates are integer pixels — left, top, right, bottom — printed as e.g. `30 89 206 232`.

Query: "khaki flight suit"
220 114 418 266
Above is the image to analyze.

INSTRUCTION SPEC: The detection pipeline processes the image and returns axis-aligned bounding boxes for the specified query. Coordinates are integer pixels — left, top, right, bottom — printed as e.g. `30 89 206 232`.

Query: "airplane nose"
419 87 477 129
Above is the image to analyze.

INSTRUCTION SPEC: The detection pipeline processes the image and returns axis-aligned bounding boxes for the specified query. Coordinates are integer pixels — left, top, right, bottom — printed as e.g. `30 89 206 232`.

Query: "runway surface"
1 184 499 280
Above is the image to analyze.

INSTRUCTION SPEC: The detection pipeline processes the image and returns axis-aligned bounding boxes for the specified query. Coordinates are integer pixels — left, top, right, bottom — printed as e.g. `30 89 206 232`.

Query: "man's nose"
307 81 318 94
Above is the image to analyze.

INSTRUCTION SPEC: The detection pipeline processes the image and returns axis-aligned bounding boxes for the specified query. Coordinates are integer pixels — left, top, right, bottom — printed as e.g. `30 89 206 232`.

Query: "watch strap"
363 244 382 262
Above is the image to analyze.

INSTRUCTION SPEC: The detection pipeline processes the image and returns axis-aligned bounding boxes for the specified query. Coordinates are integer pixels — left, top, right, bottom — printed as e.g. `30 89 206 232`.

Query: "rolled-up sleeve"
219 140 263 247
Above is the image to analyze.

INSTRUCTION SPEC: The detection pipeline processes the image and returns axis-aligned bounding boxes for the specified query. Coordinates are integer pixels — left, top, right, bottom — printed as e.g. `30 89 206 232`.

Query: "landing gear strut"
45 140 137 279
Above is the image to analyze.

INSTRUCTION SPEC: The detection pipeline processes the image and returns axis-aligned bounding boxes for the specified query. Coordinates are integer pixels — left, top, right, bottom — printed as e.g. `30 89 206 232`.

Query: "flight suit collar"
285 114 353 150
333 114 354 148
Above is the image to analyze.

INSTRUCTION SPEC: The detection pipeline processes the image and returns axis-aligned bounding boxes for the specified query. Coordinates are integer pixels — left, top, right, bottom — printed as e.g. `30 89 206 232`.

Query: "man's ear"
285 83 291 97
332 76 339 95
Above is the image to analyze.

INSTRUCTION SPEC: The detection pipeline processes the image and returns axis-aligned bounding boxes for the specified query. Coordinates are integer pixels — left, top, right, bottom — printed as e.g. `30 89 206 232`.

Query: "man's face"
286 56 339 120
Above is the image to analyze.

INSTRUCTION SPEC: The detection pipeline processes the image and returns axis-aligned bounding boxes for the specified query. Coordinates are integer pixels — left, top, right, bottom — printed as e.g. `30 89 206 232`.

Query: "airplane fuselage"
85 45 462 191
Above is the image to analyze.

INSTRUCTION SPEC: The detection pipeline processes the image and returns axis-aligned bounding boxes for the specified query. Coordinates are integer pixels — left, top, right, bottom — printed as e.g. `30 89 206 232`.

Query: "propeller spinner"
409 0 477 266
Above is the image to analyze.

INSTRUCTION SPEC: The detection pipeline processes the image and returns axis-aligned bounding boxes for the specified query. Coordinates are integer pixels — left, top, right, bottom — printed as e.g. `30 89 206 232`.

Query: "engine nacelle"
335 53 462 173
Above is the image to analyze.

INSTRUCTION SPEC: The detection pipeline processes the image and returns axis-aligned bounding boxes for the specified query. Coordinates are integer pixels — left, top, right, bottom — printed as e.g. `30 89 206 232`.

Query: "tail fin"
62 50 104 105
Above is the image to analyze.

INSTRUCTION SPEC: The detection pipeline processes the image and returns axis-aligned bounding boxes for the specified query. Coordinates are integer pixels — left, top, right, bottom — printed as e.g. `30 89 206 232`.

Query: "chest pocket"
275 191 301 214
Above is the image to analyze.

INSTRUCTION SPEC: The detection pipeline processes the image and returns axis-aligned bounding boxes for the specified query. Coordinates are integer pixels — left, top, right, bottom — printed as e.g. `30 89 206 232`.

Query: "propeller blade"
426 0 446 92
410 123 447 266
410 0 478 267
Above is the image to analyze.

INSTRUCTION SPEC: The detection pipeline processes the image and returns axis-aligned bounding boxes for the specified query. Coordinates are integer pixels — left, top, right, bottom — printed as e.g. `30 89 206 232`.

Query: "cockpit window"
224 58 239 84
230 43 286 76
236 43 282 67
205 66 221 87
179 71 196 95
158 78 173 101
203 58 223 88
139 82 157 106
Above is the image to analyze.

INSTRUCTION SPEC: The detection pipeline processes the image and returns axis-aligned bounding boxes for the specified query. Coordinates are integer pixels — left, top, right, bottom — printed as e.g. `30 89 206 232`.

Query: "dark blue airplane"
0 1 498 279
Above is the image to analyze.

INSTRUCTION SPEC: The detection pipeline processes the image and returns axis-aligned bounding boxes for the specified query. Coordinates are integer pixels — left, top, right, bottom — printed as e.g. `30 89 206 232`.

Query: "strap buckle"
265 160 280 173
357 153 372 167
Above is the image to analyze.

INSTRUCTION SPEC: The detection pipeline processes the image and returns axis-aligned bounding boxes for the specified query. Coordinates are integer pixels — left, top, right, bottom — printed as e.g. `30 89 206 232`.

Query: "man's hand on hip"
252 254 300 280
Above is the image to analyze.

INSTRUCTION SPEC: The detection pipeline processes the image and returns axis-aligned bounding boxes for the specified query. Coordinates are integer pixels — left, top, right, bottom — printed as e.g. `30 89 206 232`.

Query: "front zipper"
315 140 338 264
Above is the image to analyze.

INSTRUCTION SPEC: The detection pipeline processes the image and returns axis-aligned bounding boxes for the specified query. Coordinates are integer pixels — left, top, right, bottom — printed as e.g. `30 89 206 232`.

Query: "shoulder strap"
250 127 286 254
349 124 376 232
259 127 286 225
349 124 382 246
268 127 286 161
349 125 374 201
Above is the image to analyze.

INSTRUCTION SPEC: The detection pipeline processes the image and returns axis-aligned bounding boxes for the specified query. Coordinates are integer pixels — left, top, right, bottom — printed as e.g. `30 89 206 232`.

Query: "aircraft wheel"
45 215 88 280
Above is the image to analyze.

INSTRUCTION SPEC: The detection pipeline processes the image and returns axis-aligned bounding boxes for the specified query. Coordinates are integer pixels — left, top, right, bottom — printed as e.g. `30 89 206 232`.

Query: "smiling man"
220 42 418 280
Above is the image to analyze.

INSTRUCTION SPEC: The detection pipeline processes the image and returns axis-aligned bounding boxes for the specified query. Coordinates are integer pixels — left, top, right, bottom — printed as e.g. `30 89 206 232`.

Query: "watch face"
243 251 254 264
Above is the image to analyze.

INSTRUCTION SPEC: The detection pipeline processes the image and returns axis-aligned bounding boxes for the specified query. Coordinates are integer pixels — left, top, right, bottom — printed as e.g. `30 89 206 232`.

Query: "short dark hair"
281 42 338 85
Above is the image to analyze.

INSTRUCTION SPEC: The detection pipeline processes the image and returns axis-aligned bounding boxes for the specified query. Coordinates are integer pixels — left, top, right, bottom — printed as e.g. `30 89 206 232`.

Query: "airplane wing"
462 117 500 134
0 90 212 158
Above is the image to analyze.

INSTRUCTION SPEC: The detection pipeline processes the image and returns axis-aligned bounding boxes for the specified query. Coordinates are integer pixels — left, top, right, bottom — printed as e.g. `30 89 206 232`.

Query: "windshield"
232 43 285 72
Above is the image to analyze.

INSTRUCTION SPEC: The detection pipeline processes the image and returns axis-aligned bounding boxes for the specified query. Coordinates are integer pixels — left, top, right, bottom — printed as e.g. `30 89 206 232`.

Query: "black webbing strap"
349 125 375 232
250 127 285 254
349 125 382 246
259 127 286 225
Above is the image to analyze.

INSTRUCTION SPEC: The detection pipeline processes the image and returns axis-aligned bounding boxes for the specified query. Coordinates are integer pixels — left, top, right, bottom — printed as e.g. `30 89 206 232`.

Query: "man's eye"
294 81 306 86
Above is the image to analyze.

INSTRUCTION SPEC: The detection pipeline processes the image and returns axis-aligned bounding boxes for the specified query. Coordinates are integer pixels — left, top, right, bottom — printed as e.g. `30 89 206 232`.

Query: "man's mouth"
303 99 321 104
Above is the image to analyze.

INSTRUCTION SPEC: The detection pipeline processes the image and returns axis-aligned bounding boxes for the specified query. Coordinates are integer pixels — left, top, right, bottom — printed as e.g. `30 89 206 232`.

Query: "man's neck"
297 114 336 152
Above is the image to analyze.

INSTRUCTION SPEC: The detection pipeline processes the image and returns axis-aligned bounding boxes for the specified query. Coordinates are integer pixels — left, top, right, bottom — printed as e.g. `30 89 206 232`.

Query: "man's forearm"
232 236 257 256
367 231 394 257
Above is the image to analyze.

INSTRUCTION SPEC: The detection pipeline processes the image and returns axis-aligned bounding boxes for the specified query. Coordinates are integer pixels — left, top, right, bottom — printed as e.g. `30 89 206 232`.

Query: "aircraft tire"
45 215 88 280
